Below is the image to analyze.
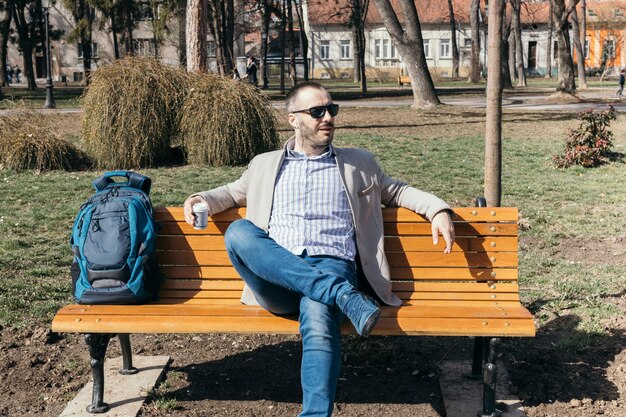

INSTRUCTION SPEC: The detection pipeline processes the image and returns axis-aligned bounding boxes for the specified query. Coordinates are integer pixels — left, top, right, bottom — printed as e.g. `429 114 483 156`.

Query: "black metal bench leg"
118 334 139 375
478 337 502 417
469 336 486 379
84 333 112 414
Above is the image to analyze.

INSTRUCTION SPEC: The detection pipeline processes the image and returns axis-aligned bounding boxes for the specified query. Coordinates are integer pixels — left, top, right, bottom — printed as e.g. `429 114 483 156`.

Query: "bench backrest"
155 207 519 307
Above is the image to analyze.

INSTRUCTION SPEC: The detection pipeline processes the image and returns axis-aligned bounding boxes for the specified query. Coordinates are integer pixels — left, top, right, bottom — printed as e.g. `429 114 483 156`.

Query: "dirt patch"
559 236 626 267
1 311 625 417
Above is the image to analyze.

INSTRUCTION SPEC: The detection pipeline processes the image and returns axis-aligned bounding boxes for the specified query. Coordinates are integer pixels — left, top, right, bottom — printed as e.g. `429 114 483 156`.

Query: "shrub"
0 108 91 172
553 106 617 168
82 57 188 169
179 74 280 166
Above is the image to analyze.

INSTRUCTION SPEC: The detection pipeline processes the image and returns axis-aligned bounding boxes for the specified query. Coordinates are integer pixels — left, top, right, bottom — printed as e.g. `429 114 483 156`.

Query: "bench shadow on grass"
505 313 624 407
166 335 453 414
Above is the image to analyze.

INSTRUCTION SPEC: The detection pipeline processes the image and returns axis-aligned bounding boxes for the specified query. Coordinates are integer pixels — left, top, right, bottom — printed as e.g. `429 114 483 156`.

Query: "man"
617 69 625 97
184 81 455 417
245 56 258 86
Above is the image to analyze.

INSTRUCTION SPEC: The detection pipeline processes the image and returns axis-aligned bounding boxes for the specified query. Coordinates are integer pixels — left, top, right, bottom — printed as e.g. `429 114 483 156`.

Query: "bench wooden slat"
158 221 519 237
159 265 518 281
156 250 518 268
154 207 519 223
51 314 534 337
160 280 520 294
156 235 519 252
54 303 532 318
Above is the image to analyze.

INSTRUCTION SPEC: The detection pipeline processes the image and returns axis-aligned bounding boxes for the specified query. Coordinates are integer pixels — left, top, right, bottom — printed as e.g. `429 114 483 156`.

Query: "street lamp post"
43 0 55 109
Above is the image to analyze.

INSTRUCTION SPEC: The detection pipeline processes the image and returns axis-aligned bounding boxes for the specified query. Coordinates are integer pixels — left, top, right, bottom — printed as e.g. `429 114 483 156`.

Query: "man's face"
289 87 336 154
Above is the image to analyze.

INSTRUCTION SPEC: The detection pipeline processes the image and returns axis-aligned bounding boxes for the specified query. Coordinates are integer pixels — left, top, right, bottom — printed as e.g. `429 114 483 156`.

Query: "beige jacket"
192 141 450 306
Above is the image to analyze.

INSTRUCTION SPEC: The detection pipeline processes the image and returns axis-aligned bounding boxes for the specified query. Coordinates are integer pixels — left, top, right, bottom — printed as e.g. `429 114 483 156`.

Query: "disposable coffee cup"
192 202 209 230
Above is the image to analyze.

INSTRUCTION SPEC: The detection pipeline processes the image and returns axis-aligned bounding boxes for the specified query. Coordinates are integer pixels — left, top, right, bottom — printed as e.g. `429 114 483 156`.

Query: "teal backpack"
70 171 163 304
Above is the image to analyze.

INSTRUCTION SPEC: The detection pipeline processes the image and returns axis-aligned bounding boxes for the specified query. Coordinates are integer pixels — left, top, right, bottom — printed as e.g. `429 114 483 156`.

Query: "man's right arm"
183 169 249 225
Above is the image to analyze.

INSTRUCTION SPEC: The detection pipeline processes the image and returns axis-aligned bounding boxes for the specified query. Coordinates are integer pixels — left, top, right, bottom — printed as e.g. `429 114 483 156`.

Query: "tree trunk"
512 0 526 86
178 4 186 67
112 16 120 60
287 0 297 86
279 0 286 93
571 7 587 89
12 3 36 90
261 3 271 88
186 0 207 73
545 0 553 78
484 0 505 208
508 31 516 83
123 2 134 55
352 27 360 83
447 0 459 78
1 0 13 88
373 0 440 108
501 12 513 89
294 0 309 81
207 0 235 75
469 0 481 83
553 0 578 94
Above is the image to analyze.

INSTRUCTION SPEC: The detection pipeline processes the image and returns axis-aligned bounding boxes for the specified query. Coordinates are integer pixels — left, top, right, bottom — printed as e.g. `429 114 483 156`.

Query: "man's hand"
431 210 455 254
183 196 208 225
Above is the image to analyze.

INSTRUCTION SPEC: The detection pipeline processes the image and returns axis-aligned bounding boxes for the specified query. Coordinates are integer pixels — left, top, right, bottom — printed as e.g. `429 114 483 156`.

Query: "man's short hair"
285 81 327 112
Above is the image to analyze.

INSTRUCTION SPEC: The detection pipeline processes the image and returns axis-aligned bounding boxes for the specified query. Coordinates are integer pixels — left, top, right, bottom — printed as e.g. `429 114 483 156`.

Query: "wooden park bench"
398 75 411 87
51 203 535 415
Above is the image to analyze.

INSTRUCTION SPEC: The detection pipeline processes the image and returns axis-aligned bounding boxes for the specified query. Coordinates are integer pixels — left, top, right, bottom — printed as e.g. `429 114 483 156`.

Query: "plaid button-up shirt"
268 144 356 261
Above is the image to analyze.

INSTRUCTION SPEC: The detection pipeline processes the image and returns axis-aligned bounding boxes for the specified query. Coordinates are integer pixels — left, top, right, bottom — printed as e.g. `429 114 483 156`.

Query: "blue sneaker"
337 290 381 337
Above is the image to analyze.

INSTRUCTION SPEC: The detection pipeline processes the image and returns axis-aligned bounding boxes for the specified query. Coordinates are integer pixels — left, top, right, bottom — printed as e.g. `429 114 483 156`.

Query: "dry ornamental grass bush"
0 108 91 172
179 74 280 166
82 57 188 169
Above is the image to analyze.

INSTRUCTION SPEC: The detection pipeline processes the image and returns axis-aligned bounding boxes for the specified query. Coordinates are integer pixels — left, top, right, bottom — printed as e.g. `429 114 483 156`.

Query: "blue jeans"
225 219 357 417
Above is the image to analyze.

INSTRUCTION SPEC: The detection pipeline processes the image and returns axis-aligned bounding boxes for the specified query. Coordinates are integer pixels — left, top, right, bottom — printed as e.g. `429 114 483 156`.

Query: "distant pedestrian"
245 56 258 86
14 65 21 83
617 69 625 97
6 64 13 85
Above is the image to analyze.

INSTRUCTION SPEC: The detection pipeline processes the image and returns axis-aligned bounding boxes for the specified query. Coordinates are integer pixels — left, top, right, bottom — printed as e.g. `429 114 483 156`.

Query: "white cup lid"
193 202 209 212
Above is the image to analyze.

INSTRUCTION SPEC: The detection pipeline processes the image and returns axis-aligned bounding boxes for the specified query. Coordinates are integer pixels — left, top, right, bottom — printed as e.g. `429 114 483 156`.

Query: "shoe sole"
360 308 382 338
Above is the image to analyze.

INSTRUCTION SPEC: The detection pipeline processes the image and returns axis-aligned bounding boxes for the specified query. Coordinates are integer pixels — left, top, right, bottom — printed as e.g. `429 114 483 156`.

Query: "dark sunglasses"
292 104 339 118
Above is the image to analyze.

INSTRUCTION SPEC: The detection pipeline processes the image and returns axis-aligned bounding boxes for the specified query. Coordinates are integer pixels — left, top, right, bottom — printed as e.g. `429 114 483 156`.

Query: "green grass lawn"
0 106 624 352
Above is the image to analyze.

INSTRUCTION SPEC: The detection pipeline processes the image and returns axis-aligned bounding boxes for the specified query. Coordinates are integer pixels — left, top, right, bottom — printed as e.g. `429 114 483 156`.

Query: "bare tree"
545 0 553 78
11 0 40 90
287 0 297 86
207 0 235 75
511 0 526 86
0 0 13 88
447 0 459 78
552 0 579 95
372 0 440 108
293 0 309 81
484 0 505 207
501 5 513 89
64 0 95 83
186 0 207 72
469 0 481 83
571 7 587 89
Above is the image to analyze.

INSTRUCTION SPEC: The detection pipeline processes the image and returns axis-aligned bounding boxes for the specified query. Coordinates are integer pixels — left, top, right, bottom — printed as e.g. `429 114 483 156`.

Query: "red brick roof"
307 0 626 27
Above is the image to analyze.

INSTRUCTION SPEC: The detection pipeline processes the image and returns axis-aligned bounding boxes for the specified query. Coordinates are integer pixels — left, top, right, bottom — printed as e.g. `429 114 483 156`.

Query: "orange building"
582 1 626 74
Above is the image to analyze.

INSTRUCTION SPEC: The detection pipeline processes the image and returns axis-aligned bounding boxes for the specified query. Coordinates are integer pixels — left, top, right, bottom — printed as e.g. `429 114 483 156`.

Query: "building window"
588 9 596 17
340 39 351 59
584 37 590 59
604 39 616 58
207 41 216 57
133 39 157 56
374 38 397 60
464 38 472 47
423 39 430 58
440 38 451 58
320 40 330 60
78 43 98 59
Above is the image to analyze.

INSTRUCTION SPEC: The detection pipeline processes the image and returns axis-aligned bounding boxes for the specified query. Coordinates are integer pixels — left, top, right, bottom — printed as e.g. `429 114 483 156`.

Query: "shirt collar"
284 137 335 159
